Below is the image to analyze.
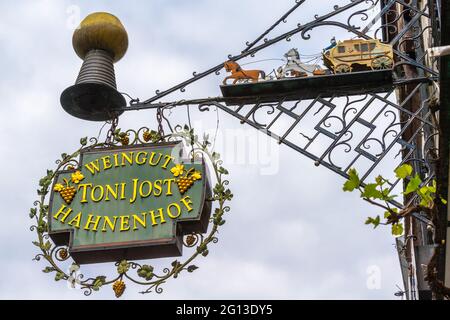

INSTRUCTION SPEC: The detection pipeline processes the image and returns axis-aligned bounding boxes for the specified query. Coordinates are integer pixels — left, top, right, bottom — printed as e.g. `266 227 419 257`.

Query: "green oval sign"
49 142 211 264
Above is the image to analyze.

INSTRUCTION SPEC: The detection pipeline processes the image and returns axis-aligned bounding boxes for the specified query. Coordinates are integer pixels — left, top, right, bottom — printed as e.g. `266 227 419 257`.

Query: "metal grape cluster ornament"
31 12 232 298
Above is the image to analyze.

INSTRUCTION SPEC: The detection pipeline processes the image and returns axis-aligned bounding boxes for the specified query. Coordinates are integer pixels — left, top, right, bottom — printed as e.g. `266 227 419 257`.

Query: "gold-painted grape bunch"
60 186 76 204
143 130 152 142
114 131 130 145
142 130 161 143
53 171 85 204
185 234 196 246
113 279 126 298
170 164 202 194
177 176 195 194
59 248 68 260
120 135 129 145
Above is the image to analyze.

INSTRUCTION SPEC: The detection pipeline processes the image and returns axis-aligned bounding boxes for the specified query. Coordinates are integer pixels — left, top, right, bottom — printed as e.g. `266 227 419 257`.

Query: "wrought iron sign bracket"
118 1 439 223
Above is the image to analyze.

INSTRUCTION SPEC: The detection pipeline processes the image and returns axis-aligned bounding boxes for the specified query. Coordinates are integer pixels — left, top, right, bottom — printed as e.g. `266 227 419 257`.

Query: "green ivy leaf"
54 272 65 281
92 276 106 291
43 266 55 273
391 223 404 236
381 188 397 201
361 183 383 199
218 167 229 175
187 265 198 273
41 241 52 251
343 168 360 192
213 183 225 195
80 137 88 146
418 185 434 207
223 189 233 200
39 177 49 187
212 152 220 161
375 175 385 186
395 164 413 179
149 130 161 143
137 265 154 281
365 216 380 229
429 180 437 193
29 208 37 218
404 174 422 195
117 260 130 274
171 260 181 270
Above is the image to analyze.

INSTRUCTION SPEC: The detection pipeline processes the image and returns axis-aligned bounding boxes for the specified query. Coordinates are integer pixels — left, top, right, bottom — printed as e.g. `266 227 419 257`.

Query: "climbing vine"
343 163 450 298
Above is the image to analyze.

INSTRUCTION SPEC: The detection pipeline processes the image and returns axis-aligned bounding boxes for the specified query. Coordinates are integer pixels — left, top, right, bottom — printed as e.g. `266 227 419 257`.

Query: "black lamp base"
60 82 125 121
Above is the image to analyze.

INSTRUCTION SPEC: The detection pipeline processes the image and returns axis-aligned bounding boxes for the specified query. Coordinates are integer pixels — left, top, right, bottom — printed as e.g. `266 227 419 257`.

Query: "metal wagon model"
322 39 394 73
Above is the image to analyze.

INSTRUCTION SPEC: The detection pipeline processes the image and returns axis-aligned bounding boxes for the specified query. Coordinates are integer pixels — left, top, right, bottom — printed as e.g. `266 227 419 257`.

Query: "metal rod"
242 0 306 53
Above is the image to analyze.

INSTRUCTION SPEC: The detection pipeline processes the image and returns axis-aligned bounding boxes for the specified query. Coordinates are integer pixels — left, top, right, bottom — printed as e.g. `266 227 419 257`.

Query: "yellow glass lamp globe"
72 12 128 63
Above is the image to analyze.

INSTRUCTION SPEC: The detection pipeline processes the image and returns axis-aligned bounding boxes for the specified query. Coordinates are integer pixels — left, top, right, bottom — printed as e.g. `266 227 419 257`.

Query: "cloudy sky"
0 0 405 299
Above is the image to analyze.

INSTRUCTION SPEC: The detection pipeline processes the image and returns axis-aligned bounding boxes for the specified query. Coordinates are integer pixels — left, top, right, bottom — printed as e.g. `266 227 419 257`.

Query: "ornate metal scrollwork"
30 126 232 297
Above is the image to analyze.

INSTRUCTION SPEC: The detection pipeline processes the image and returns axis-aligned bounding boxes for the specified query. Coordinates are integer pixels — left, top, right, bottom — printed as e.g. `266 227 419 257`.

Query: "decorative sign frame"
30 126 232 297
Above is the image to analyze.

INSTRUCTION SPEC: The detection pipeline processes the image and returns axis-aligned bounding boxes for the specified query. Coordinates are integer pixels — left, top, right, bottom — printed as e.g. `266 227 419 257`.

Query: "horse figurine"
276 48 325 78
223 60 266 85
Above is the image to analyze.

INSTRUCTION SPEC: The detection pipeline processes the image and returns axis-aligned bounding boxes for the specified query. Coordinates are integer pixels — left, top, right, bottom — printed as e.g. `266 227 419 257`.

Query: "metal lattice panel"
200 84 437 212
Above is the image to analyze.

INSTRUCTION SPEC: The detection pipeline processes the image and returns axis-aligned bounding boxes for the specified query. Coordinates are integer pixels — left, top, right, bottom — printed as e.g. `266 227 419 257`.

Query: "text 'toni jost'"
52 150 202 233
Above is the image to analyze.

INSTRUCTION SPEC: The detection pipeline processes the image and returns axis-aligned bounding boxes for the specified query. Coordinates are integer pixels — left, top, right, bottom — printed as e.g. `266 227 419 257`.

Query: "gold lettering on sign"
101 156 113 170
132 213 147 230
53 204 73 222
105 184 119 201
82 152 175 176
167 202 181 219
84 159 101 175
68 212 82 228
120 215 130 231
150 208 166 226
51 150 204 234
102 216 118 232
53 197 198 231
84 214 102 231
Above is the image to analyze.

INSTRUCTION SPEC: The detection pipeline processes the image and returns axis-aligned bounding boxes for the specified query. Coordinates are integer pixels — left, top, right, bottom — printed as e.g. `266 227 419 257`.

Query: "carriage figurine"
222 38 394 84
322 38 394 73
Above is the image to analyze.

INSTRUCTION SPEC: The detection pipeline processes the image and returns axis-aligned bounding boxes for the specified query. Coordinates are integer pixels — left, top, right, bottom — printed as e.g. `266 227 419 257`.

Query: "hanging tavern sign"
48 142 211 264
32 10 232 296
31 127 232 297
32 9 231 297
